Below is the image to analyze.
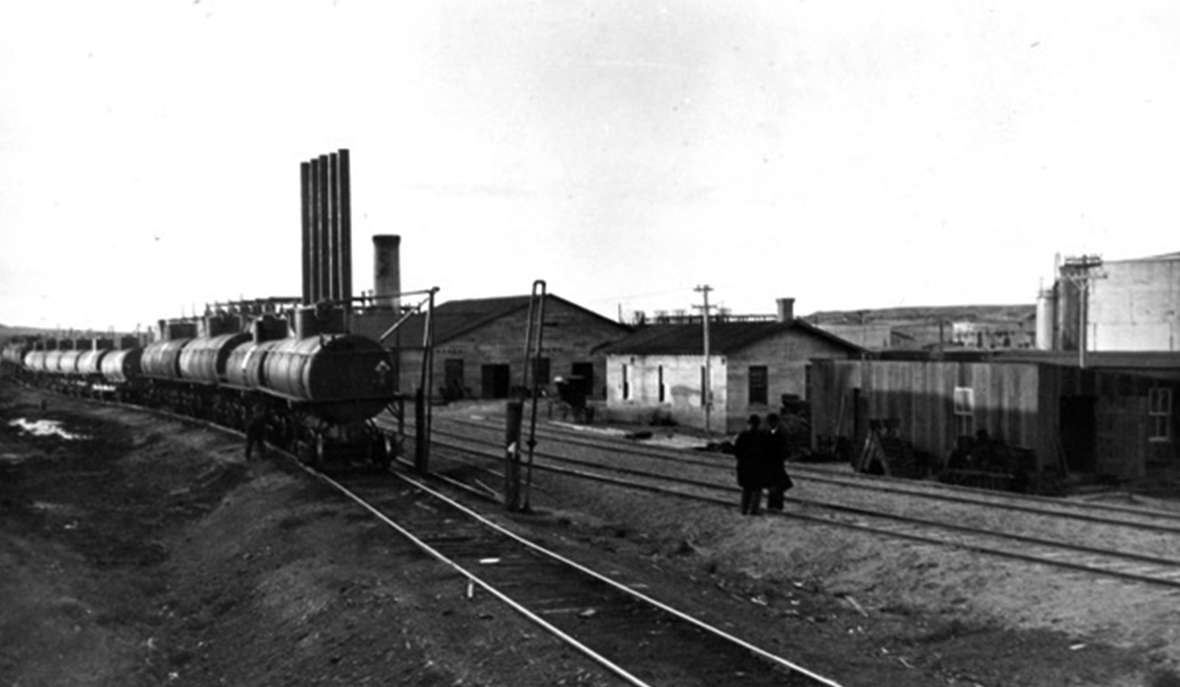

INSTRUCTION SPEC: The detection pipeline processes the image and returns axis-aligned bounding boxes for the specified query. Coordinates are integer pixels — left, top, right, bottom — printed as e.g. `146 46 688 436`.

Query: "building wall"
604 353 728 429
1088 257 1180 351
605 328 855 433
394 300 628 400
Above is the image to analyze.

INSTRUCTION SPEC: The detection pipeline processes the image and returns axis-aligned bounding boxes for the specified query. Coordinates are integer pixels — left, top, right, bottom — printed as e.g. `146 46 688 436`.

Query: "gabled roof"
368 294 628 345
601 319 863 356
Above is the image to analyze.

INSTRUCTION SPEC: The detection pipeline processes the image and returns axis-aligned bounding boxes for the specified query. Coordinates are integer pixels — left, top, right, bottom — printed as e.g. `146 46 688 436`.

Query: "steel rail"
437 415 1180 531
424 433 1180 591
293 463 659 687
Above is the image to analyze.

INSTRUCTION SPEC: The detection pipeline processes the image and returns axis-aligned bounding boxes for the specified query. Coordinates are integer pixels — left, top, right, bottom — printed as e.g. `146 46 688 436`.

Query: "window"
748 366 768 405
622 364 630 400
1149 387 1173 442
953 386 974 436
658 365 665 403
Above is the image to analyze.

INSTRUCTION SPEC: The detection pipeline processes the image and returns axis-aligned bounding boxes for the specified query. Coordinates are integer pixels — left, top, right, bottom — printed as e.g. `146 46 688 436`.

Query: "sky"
1 1 1178 332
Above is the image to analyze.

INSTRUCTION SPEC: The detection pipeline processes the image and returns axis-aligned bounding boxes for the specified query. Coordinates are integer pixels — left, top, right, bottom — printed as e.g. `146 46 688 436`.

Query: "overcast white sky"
1 1 1177 331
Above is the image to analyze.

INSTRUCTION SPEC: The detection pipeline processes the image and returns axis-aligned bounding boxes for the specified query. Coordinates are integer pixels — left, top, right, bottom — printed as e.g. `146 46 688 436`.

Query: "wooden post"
504 399 523 511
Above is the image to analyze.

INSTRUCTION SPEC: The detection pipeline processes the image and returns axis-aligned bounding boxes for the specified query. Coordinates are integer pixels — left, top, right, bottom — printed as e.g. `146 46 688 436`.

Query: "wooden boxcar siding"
604 354 728 429
811 360 1046 469
395 300 628 399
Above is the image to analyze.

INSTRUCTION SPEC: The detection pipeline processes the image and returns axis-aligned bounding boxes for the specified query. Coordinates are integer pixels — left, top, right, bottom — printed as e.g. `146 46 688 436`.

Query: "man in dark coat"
734 414 765 515
244 401 269 460
764 413 793 511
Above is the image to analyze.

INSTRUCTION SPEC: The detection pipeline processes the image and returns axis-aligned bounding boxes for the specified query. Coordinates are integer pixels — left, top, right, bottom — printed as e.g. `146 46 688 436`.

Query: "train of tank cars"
0 300 397 467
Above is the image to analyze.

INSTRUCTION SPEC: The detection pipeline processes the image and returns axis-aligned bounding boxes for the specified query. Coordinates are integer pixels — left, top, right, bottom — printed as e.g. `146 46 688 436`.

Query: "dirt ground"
2 384 1178 687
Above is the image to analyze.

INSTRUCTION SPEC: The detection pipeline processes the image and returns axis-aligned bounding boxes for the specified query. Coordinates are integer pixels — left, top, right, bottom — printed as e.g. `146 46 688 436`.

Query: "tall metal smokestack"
327 152 339 301
373 235 401 310
338 149 352 305
316 154 331 302
309 159 322 302
300 161 312 304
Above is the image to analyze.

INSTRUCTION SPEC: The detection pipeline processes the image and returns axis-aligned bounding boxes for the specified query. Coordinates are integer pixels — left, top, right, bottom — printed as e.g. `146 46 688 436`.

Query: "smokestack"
316 154 331 302
373 235 401 310
300 162 312 304
338 149 352 305
327 152 340 301
309 159 323 302
776 297 795 323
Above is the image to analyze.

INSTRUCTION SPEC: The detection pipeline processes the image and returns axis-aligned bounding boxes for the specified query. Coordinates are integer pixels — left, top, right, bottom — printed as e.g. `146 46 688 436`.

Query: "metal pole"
523 280 547 511
694 285 713 434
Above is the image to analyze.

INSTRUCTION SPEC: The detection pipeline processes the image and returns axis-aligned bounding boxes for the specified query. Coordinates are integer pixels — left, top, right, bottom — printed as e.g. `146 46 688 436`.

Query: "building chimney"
776 298 795 323
373 234 401 310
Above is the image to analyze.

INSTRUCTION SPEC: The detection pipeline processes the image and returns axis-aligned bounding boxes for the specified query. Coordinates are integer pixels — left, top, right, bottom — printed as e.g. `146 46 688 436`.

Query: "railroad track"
35 388 842 687
295 463 842 687
437 414 1180 534
410 419 1180 592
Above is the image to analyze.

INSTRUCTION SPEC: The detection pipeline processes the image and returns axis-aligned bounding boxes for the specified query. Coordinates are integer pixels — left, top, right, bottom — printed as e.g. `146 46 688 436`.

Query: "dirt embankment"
4 383 1180 687
0 385 617 687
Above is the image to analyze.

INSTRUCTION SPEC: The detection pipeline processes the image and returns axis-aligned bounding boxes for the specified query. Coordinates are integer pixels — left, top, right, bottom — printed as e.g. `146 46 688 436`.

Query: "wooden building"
352 294 630 401
809 351 1180 479
603 299 863 432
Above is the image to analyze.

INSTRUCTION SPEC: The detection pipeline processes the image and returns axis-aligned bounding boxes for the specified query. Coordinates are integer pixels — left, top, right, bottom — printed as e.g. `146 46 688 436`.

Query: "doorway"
481 364 511 399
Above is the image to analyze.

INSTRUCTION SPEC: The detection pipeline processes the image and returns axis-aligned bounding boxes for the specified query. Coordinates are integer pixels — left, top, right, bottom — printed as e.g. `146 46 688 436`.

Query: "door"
1059 395 1096 472
443 359 464 400
572 362 594 399
481 364 511 399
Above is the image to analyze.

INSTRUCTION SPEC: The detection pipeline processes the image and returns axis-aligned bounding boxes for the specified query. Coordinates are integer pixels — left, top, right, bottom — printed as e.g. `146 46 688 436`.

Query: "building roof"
354 294 629 346
601 319 863 356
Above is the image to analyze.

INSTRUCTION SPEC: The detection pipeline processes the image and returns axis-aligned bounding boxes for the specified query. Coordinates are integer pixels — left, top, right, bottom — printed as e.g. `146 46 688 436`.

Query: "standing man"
764 413 793 511
734 414 765 515
245 399 269 460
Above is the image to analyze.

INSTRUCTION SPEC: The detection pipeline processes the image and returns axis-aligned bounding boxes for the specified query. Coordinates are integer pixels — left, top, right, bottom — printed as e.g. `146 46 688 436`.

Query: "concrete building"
602 299 863 432
1041 251 1180 352
352 294 631 401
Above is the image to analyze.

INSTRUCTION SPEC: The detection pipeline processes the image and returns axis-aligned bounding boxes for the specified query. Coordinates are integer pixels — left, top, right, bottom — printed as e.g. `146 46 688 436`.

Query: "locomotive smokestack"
338 149 352 306
300 161 312 305
372 234 401 310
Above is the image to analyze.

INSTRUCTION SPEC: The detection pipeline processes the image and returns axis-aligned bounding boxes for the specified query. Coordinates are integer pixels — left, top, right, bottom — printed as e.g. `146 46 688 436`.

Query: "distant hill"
804 304 1035 325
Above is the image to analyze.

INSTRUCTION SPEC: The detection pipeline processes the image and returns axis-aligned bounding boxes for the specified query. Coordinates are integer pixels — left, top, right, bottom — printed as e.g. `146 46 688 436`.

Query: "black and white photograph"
2 2 1179 685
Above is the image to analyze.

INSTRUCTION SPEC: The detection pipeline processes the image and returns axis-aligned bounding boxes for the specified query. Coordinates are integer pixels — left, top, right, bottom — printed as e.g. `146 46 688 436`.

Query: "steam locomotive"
1 301 398 467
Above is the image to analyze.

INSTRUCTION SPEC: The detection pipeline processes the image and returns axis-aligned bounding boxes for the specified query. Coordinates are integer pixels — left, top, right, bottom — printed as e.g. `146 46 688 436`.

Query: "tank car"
141 338 192 380
100 348 143 384
261 333 393 424
178 332 252 385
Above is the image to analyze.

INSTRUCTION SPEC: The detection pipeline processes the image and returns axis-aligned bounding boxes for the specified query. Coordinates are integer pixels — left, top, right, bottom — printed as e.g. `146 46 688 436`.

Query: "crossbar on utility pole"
1061 255 1106 369
693 285 713 435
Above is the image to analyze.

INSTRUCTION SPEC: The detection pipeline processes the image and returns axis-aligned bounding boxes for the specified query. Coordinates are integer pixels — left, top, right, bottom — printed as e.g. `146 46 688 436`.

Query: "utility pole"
1061 255 1106 369
693 285 713 434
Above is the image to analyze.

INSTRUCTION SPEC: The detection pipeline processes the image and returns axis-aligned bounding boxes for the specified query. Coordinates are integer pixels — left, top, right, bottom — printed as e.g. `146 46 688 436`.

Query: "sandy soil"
2 385 1179 687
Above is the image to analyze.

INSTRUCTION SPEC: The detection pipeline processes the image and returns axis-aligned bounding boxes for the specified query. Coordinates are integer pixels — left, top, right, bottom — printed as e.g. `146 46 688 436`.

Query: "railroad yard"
3 382 1179 686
